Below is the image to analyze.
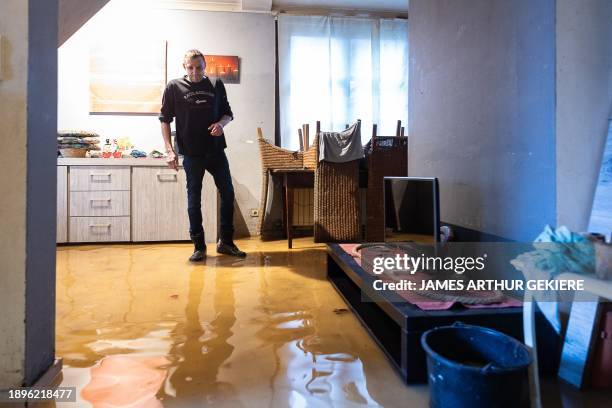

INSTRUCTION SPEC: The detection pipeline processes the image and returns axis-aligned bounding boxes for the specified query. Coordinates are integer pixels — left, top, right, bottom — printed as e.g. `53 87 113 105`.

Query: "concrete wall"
556 0 612 231
0 0 57 387
408 0 556 242
25 0 58 385
58 1 275 236
0 0 29 387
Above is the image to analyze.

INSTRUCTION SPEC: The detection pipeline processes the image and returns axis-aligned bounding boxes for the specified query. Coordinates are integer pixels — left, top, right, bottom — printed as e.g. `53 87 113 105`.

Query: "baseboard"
442 222 513 243
31 358 62 389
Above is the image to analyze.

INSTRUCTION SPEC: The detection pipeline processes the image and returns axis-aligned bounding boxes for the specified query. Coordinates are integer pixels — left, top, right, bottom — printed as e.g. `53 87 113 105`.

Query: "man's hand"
208 122 224 137
166 149 178 170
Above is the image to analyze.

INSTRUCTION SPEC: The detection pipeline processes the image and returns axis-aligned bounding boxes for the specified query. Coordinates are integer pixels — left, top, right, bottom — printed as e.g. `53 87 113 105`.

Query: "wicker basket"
365 136 408 242
59 148 88 158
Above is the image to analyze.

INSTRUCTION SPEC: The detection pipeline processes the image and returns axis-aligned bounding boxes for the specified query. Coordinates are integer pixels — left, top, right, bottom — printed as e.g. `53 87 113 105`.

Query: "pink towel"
338 244 521 311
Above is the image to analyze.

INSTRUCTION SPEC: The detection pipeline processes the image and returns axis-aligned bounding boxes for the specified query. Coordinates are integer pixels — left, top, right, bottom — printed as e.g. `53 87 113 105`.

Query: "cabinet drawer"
131 168 190 241
131 168 217 242
70 166 130 191
69 217 130 242
70 191 130 217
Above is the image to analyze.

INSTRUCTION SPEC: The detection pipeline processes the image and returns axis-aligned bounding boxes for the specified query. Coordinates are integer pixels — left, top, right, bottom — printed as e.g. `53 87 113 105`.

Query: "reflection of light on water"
86 328 172 355
281 338 381 406
198 323 218 342
277 319 308 329
164 366 178 397
272 311 308 319
289 390 309 408
323 353 355 362
81 355 168 408
56 367 93 408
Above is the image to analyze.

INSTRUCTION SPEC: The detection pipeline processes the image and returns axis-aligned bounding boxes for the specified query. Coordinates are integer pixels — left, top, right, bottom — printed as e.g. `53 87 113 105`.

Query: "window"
279 15 408 149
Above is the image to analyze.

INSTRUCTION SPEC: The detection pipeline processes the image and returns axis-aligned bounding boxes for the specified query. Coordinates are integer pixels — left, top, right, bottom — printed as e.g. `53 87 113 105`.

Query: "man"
159 49 246 261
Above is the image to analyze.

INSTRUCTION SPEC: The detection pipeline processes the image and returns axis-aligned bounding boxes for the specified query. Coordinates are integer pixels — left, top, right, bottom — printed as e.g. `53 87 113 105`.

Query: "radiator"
292 188 314 226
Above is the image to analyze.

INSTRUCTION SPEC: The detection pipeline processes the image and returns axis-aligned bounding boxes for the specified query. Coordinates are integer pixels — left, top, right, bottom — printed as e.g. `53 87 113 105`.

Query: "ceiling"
59 0 111 46
59 0 407 46
153 0 408 13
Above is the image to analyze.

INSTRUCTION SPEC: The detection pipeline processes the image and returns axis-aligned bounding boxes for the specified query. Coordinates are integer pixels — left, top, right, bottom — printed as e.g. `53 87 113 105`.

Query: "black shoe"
189 248 206 262
189 232 206 262
216 240 246 258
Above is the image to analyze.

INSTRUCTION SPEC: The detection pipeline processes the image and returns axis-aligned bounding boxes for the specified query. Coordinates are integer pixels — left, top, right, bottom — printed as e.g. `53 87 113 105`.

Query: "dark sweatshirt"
159 76 233 156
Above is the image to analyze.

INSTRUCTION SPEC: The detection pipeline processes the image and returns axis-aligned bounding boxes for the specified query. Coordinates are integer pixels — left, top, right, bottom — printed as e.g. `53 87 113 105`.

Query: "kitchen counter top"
57 157 181 167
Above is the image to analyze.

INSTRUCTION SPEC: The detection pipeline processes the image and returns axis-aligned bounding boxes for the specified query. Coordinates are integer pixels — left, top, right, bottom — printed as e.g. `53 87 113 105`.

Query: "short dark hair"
184 49 205 61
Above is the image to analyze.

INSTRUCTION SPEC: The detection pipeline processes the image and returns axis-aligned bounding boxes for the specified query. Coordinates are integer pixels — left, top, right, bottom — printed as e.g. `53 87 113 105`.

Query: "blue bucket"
421 323 532 408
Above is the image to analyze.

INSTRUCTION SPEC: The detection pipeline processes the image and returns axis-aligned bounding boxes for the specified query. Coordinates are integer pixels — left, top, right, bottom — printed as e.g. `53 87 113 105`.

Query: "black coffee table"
326 243 558 383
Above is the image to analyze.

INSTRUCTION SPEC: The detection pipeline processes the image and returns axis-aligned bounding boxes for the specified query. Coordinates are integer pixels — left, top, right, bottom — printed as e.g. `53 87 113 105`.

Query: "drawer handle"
90 198 112 207
90 173 112 180
89 223 111 228
157 173 178 181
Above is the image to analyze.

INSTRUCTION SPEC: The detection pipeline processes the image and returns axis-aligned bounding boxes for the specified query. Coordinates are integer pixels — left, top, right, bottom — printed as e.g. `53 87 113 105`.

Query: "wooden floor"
55 238 611 407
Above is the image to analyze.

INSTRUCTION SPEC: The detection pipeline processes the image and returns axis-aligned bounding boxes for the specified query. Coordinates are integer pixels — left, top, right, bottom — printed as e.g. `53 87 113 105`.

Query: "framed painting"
89 40 167 114
204 55 240 84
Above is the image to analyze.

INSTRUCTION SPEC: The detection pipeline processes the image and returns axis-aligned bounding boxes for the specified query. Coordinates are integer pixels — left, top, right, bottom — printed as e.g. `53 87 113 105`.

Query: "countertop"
57 157 181 167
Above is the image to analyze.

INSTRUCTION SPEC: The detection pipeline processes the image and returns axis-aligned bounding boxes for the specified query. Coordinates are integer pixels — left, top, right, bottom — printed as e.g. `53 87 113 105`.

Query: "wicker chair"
313 121 363 243
256 127 319 237
257 128 304 236
364 126 408 242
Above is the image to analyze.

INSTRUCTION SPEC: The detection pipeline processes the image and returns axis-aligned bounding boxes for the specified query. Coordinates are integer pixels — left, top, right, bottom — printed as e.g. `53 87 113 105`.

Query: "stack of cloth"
511 225 599 334
58 130 101 157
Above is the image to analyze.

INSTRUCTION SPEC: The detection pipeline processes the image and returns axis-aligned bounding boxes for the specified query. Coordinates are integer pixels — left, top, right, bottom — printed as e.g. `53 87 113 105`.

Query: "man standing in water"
159 49 246 261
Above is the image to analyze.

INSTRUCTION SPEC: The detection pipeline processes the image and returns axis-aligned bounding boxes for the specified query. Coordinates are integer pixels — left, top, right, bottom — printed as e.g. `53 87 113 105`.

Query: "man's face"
183 56 206 83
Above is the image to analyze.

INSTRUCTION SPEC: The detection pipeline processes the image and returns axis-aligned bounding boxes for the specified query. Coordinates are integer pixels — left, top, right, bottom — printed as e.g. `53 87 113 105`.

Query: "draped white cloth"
278 15 408 149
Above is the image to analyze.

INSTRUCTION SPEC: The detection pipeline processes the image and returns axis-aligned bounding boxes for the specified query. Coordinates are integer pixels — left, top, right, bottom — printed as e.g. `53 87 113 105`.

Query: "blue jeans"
183 152 235 242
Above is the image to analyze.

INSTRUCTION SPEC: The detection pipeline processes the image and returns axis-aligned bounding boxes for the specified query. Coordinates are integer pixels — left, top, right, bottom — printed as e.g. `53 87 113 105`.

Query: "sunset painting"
204 55 240 84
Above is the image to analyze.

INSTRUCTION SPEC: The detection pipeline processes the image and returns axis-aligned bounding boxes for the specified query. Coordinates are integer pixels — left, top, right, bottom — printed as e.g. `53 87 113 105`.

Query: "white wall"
0 0 28 387
556 0 612 231
58 0 275 236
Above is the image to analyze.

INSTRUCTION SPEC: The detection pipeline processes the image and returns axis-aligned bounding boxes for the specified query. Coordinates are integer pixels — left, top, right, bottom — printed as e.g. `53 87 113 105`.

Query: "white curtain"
278 15 408 149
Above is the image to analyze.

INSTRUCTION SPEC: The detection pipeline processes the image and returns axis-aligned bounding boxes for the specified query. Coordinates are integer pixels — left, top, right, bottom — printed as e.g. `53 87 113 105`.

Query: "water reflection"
81 355 168 407
160 257 241 406
55 240 424 407
254 250 380 407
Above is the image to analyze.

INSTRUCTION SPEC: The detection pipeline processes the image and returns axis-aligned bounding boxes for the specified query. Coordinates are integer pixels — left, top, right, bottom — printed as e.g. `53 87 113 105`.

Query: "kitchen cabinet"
57 166 67 243
131 167 217 242
68 165 130 243
57 158 218 243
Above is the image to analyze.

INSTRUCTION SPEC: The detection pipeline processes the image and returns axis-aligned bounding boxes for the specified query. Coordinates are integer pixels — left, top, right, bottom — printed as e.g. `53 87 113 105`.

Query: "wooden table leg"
286 176 294 249
280 175 287 240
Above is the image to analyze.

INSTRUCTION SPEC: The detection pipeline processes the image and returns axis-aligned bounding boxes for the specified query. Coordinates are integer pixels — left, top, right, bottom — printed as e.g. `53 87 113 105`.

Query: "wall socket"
249 208 260 217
